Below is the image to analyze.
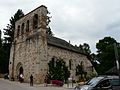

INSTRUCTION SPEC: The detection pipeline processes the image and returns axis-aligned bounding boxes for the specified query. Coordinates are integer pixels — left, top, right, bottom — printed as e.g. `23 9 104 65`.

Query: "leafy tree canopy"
95 36 120 74
77 43 91 60
0 30 2 47
3 9 24 45
76 43 91 55
96 37 116 53
48 58 70 82
0 9 24 74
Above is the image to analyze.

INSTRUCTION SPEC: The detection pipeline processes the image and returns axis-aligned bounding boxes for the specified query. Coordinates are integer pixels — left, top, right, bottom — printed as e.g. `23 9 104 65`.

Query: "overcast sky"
0 0 120 53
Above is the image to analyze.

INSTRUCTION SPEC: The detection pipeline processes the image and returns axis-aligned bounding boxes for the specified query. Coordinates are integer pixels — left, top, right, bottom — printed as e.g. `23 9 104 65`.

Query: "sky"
0 0 120 53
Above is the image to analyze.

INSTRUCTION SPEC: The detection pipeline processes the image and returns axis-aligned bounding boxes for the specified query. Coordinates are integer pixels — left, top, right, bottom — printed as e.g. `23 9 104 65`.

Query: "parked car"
51 80 64 86
74 75 120 90
4 73 9 79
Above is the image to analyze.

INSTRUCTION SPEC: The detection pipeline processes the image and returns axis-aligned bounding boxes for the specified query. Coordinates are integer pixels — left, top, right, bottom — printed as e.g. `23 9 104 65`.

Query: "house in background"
9 5 97 84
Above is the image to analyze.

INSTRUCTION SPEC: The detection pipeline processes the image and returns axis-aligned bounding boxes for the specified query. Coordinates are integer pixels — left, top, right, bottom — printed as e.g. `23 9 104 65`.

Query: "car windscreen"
85 77 104 86
110 79 120 86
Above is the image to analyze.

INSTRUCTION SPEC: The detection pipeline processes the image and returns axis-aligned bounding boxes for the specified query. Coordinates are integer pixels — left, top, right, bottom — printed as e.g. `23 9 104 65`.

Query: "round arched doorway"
16 62 24 80
19 66 23 75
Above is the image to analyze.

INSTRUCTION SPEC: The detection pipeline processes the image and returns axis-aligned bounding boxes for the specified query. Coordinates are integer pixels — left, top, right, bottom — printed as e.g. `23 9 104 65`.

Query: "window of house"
69 60 72 70
26 20 29 32
21 23 24 35
52 57 55 67
33 14 38 29
17 25 20 36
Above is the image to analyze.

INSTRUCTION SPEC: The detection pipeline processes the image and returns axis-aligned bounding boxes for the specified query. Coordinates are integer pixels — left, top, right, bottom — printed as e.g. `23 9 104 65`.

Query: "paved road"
0 79 74 90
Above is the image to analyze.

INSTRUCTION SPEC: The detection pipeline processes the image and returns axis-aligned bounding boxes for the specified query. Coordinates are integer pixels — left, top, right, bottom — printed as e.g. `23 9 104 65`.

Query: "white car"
74 75 120 90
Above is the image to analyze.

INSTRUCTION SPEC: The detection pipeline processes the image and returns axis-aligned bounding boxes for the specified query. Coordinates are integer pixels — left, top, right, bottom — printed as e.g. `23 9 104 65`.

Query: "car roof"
92 75 119 82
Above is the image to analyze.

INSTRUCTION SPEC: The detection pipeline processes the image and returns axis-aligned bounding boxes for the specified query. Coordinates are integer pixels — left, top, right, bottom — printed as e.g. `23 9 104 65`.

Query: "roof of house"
47 35 86 55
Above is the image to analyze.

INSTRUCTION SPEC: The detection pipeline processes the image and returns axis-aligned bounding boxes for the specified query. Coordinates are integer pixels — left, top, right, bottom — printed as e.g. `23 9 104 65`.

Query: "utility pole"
114 43 120 83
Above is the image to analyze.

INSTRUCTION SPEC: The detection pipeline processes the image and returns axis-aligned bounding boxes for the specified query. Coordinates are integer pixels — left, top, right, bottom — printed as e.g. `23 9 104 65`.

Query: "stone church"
9 5 96 84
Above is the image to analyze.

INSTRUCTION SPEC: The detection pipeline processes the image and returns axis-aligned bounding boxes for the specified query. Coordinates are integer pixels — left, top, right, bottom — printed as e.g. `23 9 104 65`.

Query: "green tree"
76 62 87 81
82 43 91 54
0 9 24 73
0 30 9 73
78 43 91 55
0 30 2 47
96 36 117 74
3 9 24 45
44 10 53 36
0 30 2 73
48 58 70 82
78 43 91 60
78 44 83 51
46 27 53 36
0 46 9 73
90 53 98 70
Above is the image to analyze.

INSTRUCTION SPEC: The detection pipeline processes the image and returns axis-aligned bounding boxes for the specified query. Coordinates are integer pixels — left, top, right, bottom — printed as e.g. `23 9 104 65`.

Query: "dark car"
4 73 9 79
74 75 120 90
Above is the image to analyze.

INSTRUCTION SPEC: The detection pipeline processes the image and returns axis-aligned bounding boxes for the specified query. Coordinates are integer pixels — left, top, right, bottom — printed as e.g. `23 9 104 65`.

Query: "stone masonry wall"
9 5 97 84
9 5 48 83
47 45 97 80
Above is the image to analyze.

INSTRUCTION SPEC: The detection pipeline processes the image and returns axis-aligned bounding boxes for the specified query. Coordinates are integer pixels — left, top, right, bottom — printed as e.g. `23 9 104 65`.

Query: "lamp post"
114 43 120 83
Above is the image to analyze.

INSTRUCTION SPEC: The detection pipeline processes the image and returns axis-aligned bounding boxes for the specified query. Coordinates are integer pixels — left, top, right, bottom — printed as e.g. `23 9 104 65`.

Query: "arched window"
17 25 20 36
33 14 38 29
26 20 29 32
21 23 24 35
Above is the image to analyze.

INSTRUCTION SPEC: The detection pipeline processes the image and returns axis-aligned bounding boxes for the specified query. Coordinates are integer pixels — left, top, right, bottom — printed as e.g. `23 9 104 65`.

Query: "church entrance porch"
16 62 24 82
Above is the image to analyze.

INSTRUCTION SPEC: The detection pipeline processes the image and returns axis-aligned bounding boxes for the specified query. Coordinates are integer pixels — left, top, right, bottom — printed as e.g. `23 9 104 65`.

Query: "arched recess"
33 14 38 29
21 23 24 35
16 62 24 77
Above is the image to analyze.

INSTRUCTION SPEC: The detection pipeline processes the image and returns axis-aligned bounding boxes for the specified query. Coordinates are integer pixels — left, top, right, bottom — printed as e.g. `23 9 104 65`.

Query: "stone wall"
9 5 48 83
9 5 97 84
47 45 97 80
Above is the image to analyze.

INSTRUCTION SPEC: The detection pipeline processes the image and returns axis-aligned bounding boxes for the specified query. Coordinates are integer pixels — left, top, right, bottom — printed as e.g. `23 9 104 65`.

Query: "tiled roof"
47 35 86 55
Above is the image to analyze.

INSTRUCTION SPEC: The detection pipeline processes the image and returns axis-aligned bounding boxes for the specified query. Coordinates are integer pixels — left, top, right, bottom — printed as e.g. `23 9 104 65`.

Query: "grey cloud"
1 0 120 53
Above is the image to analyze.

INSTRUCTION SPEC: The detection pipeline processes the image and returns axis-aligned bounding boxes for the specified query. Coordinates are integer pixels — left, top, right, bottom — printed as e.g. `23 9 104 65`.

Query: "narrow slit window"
21 23 24 35
26 20 29 32
69 60 72 70
17 25 20 36
33 14 38 29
